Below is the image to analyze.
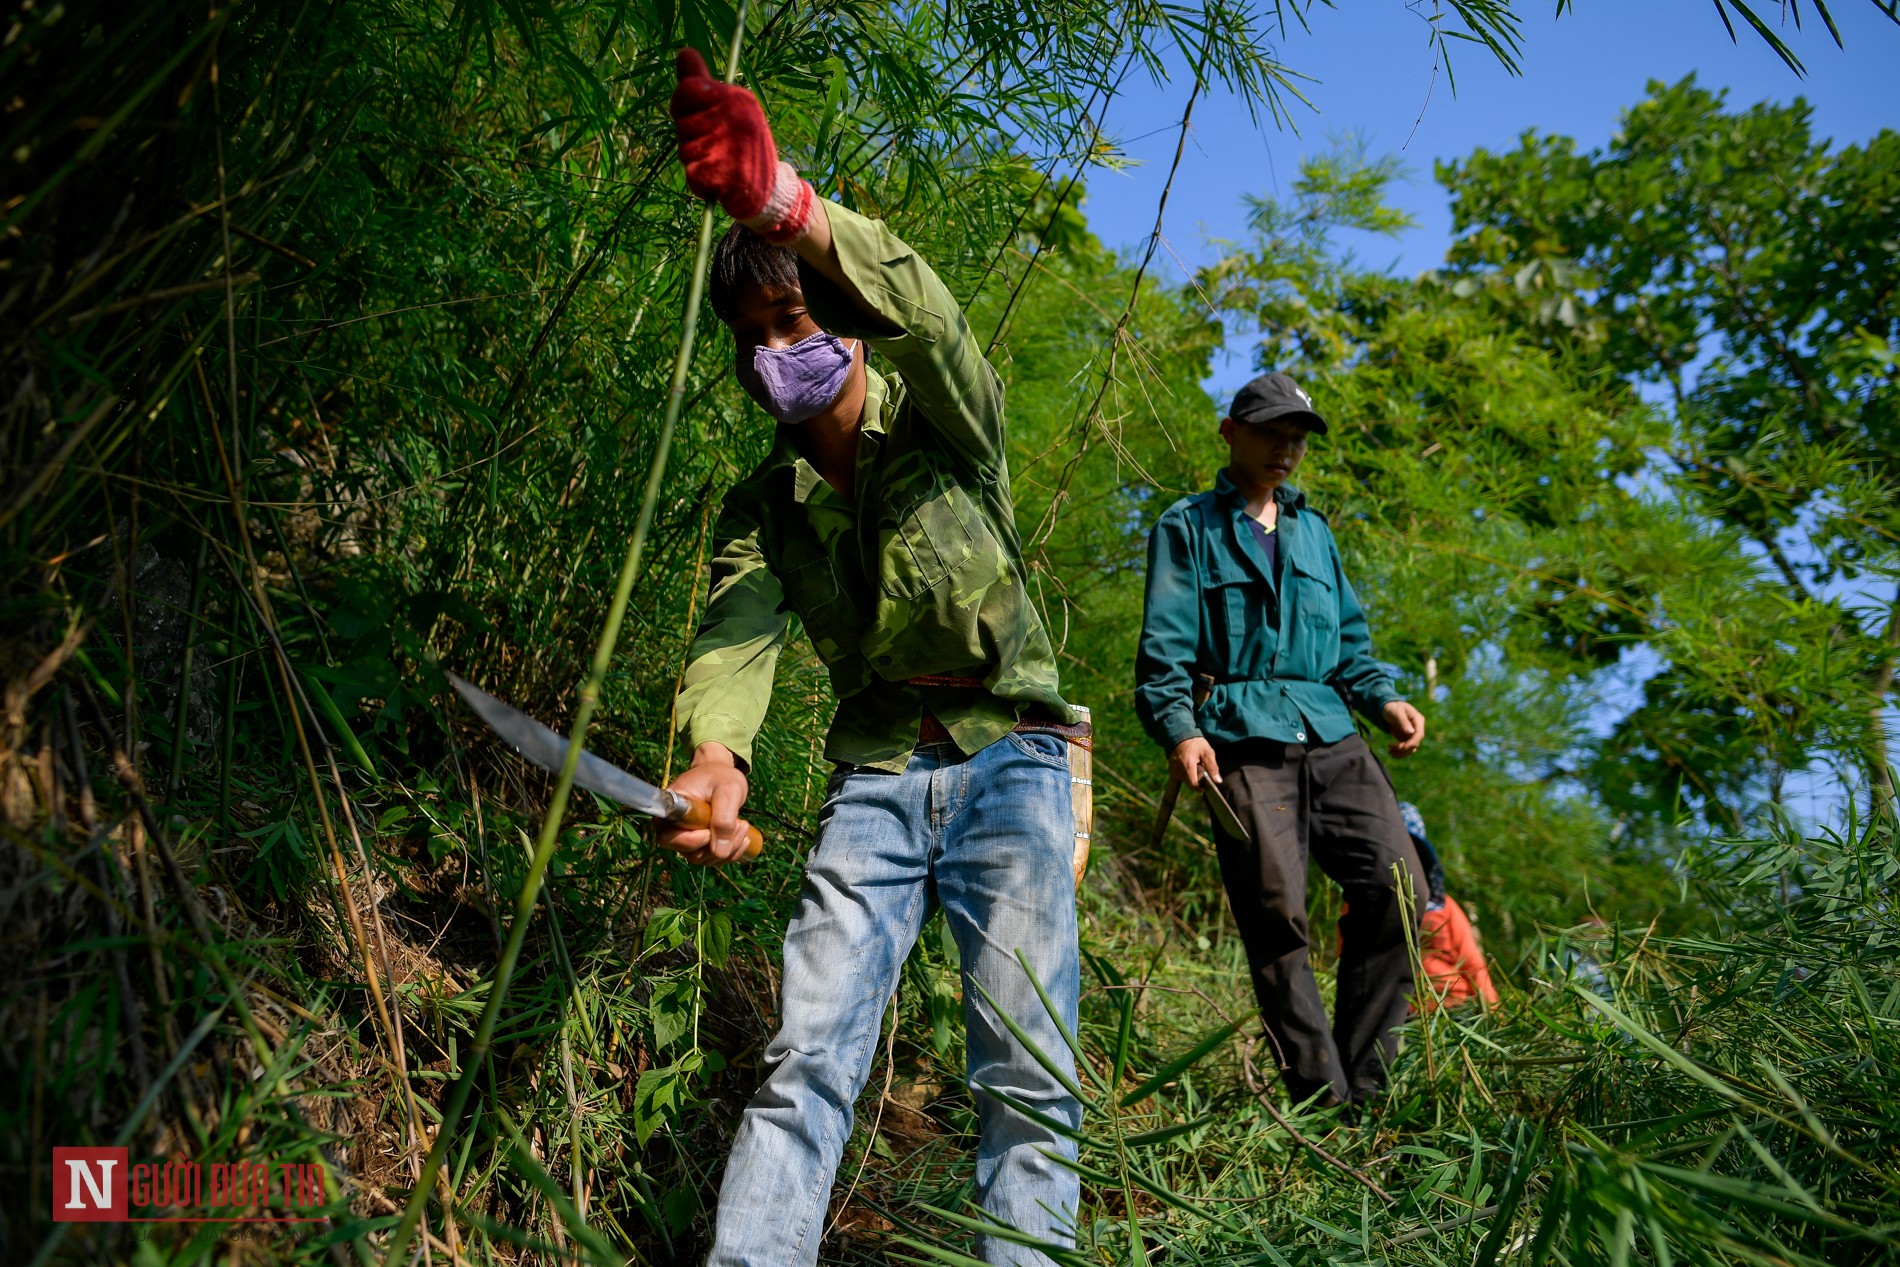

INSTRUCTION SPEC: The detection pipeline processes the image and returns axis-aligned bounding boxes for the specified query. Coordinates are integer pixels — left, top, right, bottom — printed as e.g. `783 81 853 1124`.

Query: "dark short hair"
708 223 801 324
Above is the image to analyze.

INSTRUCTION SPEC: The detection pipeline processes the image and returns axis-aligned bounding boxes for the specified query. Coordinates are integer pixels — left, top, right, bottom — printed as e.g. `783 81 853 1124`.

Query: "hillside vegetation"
3 2 1896 1264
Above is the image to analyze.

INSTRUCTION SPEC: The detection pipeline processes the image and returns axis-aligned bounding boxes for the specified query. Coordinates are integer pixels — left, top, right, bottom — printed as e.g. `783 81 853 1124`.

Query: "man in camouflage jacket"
657 49 1084 1266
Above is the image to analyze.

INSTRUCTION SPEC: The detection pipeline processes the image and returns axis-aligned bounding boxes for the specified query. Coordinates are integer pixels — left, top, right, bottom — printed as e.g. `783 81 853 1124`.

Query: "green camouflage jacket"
673 202 1074 773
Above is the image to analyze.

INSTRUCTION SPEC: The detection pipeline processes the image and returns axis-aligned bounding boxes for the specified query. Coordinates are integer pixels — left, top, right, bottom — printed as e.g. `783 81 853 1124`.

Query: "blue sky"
1080 0 1900 397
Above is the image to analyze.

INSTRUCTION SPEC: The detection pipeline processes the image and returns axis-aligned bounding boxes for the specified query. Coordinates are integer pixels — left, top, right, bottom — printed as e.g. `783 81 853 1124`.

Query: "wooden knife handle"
674 796 764 861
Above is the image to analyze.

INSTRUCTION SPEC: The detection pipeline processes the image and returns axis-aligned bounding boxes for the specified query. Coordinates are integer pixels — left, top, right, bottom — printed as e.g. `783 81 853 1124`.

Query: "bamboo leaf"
970 978 1100 1113
1571 986 1742 1103
1118 1019 1241 1108
299 668 378 778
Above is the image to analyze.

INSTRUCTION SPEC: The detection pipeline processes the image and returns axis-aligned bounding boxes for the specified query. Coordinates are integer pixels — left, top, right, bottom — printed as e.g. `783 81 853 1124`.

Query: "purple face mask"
737 331 857 423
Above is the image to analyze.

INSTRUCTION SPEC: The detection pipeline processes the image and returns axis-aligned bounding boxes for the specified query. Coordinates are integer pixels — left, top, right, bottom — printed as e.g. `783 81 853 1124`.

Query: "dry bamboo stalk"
1240 1036 1394 1205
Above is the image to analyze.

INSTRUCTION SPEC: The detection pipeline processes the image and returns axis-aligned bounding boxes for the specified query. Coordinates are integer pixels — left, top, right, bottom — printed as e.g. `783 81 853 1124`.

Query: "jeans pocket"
1006 730 1071 770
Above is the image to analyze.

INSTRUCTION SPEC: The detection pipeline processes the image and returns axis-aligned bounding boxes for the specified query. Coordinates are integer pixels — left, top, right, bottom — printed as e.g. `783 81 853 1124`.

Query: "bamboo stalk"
1240 1037 1394 1205
379 10 753 1263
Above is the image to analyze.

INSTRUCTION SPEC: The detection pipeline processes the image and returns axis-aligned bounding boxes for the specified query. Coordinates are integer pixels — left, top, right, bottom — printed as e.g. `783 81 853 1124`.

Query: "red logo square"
52 1147 128 1222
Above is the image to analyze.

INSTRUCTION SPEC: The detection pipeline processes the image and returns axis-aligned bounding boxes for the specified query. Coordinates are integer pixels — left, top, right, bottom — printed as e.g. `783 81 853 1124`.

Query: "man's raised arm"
670 46 1002 471
792 199 1007 474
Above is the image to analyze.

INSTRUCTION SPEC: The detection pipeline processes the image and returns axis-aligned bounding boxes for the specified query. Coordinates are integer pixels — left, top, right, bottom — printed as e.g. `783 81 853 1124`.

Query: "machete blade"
446 672 684 821
1201 779 1251 845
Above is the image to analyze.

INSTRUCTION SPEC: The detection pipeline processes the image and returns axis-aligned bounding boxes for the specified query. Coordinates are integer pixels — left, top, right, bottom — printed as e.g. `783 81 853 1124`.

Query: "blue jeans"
708 732 1083 1266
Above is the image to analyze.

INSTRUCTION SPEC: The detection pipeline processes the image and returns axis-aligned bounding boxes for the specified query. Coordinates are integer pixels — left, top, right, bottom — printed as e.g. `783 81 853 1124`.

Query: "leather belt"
916 711 959 744
909 676 1092 747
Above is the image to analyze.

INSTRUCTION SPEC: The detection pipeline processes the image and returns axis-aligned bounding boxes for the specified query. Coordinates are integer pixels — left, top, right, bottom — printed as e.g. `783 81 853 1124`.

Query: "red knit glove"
671 48 813 243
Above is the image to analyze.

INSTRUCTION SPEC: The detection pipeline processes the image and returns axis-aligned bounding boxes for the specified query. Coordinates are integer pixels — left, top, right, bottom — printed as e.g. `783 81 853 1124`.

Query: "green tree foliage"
1438 78 1900 814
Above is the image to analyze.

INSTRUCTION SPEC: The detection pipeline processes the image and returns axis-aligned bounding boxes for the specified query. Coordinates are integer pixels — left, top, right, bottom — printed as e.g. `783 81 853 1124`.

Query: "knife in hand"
447 672 762 860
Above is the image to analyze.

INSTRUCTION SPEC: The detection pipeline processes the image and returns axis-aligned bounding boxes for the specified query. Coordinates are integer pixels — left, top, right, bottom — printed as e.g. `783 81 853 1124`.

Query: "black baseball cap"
1227 372 1327 434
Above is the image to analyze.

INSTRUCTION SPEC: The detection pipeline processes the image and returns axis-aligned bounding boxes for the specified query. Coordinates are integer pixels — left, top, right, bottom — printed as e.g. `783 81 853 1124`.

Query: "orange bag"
1416 896 1498 1011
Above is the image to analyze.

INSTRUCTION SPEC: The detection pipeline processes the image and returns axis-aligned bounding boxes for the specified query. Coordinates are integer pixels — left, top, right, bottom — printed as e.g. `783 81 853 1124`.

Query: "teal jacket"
1134 471 1403 751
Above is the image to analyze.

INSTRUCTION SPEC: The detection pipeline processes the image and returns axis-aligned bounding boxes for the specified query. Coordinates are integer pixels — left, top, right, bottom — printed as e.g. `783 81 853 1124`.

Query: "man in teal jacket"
1135 372 1428 1107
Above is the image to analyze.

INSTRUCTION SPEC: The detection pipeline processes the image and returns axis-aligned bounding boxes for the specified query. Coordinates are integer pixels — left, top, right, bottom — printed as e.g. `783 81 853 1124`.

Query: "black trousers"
1209 734 1426 1103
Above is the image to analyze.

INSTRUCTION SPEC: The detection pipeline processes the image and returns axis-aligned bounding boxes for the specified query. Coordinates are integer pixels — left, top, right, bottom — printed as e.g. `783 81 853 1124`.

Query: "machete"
1201 778 1250 844
447 672 762 860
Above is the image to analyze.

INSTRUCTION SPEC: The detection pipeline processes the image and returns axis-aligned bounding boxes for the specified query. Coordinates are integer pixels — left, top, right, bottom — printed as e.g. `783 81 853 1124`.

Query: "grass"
7 724 1898 1263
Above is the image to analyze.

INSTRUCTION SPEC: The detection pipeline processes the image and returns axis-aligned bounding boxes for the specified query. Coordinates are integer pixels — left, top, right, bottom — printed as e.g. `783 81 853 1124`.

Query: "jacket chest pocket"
1206 564 1270 673
780 547 860 662
876 456 991 602
1288 552 1337 639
